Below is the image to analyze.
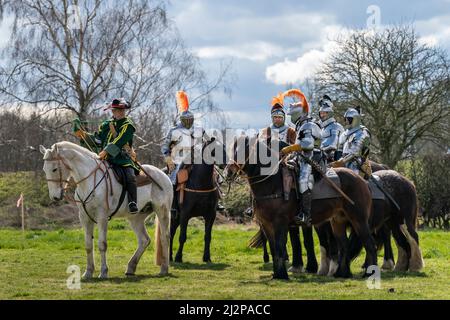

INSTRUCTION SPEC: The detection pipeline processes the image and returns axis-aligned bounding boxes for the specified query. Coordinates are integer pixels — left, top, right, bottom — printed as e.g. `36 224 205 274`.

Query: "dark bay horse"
348 169 424 272
170 138 227 263
225 136 377 279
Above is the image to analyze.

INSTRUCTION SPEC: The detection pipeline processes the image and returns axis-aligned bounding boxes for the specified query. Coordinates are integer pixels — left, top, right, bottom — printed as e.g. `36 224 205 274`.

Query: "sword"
355 158 401 211
298 153 355 206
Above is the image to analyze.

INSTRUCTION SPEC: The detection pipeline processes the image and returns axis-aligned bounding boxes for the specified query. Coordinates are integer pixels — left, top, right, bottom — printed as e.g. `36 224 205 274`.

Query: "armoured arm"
161 128 174 157
321 129 340 153
297 129 315 152
341 130 370 164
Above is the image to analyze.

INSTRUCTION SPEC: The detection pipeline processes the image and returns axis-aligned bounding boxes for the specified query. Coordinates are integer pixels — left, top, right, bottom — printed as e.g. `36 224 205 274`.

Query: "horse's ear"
39 145 47 155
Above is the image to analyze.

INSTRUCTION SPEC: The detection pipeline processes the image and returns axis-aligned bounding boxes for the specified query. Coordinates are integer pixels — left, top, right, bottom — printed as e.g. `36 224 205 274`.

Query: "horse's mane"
53 141 98 159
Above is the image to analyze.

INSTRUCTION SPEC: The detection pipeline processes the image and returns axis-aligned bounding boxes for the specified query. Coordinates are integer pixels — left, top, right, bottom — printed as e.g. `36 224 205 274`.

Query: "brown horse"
348 169 424 272
225 136 377 279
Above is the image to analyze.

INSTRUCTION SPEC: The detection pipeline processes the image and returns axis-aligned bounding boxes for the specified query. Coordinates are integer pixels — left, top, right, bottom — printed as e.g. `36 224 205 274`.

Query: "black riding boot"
125 167 139 213
295 190 312 226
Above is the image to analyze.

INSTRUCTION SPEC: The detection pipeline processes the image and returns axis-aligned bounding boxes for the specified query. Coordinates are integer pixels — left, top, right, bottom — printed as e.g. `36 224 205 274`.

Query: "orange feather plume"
271 92 284 108
176 91 189 113
283 89 309 113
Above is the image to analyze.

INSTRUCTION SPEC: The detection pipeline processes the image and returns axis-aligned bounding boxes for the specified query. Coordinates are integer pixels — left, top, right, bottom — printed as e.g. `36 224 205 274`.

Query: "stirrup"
128 202 139 214
294 212 312 227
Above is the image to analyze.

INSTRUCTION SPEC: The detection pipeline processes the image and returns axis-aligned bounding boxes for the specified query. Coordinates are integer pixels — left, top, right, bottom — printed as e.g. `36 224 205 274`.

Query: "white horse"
39 141 172 278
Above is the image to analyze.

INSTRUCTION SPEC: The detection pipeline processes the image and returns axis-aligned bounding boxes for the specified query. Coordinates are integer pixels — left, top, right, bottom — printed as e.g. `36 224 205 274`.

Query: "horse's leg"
154 205 171 275
80 213 95 279
288 226 304 273
126 215 151 276
402 221 424 272
97 217 109 279
203 213 215 263
347 228 364 267
262 235 270 263
352 222 378 277
302 226 318 273
381 225 395 271
327 230 339 276
174 214 188 263
331 220 351 278
273 223 289 280
170 216 180 262
391 223 410 272
315 224 330 276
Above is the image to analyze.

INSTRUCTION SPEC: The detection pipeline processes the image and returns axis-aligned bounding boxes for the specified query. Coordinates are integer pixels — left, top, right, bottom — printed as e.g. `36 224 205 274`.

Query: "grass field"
0 219 448 300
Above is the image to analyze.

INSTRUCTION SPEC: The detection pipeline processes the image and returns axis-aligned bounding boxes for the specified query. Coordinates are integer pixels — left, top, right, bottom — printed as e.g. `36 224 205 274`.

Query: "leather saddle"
281 161 385 201
110 165 153 187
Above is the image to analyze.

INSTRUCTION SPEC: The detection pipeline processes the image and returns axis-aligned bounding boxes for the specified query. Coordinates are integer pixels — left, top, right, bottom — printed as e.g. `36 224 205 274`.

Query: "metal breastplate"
342 127 369 156
321 118 344 151
271 125 289 143
297 119 322 151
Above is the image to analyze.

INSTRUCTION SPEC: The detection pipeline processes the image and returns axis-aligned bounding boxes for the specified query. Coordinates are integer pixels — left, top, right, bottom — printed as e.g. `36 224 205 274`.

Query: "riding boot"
125 167 139 214
295 190 312 227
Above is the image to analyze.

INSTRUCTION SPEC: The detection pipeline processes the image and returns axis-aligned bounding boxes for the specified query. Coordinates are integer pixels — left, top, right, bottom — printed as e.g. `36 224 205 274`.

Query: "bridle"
43 144 113 222
44 145 104 192
225 138 287 186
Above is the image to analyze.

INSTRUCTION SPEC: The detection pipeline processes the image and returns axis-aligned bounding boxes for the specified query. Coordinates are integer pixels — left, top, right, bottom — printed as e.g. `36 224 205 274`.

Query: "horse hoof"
288 266 304 274
203 258 212 263
82 271 93 280
125 272 135 277
174 257 183 263
98 272 108 279
382 259 395 271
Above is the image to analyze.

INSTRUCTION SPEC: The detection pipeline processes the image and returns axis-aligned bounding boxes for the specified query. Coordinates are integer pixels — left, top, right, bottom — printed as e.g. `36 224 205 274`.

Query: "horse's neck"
63 148 101 192
247 165 282 196
187 163 215 188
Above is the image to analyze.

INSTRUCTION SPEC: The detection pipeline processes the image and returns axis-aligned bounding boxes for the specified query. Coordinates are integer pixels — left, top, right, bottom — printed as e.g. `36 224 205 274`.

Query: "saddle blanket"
311 169 385 201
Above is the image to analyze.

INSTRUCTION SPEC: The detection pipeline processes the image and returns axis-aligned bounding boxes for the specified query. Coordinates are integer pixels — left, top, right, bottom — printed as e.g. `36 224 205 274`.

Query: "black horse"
348 169 424 272
170 138 227 263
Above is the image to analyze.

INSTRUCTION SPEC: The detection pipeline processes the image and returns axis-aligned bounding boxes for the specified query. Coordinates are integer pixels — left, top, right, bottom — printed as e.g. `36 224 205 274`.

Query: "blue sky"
167 0 450 129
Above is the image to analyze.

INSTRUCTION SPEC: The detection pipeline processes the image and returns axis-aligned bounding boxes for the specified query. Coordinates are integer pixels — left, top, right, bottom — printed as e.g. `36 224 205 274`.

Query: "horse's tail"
248 229 266 248
155 216 163 266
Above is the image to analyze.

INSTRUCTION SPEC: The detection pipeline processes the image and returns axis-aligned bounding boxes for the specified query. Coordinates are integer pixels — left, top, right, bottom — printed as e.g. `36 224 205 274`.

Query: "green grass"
0 221 448 300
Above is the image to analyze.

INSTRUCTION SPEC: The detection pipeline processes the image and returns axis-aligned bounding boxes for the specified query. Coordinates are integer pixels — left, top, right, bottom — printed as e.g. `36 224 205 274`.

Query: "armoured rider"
318 95 344 163
330 107 371 177
280 89 322 226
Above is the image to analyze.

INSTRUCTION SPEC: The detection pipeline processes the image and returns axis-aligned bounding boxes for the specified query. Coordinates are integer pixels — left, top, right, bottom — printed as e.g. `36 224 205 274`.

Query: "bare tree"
315 25 450 167
0 0 230 123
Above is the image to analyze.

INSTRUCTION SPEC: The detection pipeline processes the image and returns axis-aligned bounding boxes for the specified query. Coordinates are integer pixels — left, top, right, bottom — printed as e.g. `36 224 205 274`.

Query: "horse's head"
224 135 254 181
40 144 72 201
224 133 284 182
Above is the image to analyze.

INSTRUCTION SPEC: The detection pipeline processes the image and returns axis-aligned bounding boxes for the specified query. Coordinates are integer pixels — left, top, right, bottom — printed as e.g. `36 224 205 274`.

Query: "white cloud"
174 1 336 62
416 15 450 48
265 25 349 85
193 41 283 62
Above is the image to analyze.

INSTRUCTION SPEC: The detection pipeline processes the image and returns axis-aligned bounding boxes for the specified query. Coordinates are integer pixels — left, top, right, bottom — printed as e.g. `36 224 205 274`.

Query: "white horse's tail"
155 216 163 266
